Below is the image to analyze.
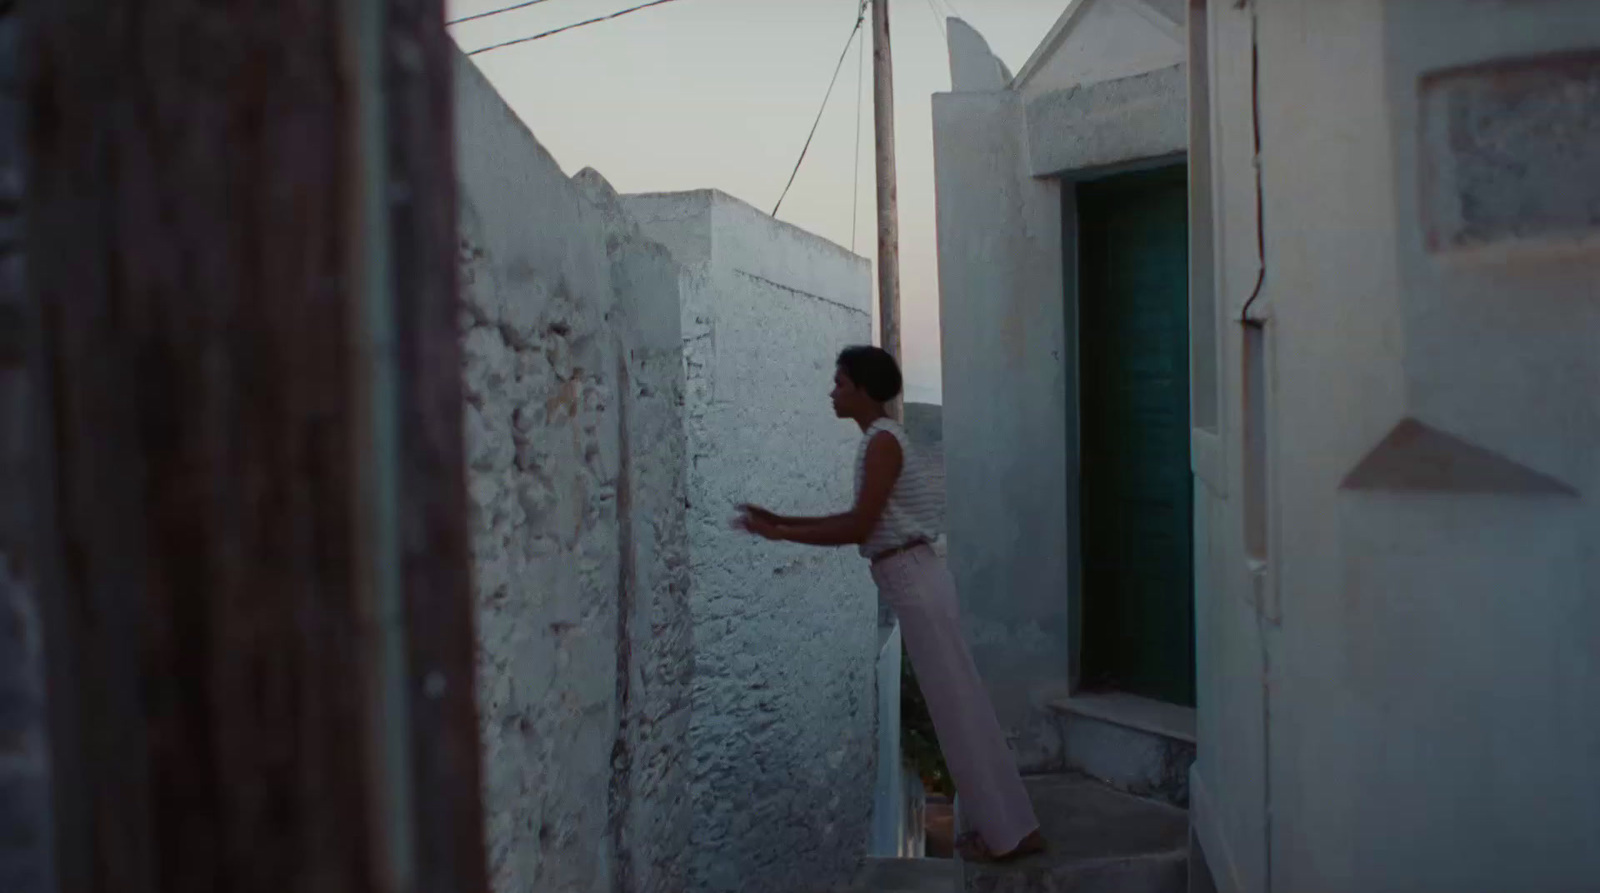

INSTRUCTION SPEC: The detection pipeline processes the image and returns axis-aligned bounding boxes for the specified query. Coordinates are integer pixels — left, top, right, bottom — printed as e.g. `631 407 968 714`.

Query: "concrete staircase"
959 774 1187 893
1050 692 1196 807
837 857 964 893
840 774 1187 893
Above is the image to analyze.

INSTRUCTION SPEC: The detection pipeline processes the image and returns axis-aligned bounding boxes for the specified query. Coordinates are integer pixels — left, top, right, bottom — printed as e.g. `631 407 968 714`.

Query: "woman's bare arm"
740 506 831 528
749 432 901 547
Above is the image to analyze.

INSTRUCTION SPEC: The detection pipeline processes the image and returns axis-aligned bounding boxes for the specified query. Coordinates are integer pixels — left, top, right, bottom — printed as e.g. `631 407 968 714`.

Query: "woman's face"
830 367 866 418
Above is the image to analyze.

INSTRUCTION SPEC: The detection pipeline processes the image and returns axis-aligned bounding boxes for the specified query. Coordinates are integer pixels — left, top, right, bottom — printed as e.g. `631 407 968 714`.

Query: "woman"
733 345 1045 863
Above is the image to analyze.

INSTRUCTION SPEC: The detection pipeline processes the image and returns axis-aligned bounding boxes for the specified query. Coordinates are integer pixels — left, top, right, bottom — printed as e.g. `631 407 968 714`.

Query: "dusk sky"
445 0 1071 405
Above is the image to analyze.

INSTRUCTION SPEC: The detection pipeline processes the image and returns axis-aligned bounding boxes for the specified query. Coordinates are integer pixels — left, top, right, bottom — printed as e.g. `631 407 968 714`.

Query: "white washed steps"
960 774 1188 893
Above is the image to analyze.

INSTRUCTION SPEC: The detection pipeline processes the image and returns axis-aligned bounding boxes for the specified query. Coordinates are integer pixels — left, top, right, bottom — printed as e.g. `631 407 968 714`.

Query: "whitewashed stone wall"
454 53 691 893
626 191 878 893
5 40 874 893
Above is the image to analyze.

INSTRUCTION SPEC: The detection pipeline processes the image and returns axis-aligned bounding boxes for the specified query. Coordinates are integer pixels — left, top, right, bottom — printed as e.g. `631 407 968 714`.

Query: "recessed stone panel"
1420 50 1600 252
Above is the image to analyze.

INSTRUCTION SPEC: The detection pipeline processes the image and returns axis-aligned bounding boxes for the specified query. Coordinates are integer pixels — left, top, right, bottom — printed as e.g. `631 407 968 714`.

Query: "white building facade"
1191 3 1600 891
457 53 882 893
933 0 1194 782
626 191 880 893
933 2 1600 890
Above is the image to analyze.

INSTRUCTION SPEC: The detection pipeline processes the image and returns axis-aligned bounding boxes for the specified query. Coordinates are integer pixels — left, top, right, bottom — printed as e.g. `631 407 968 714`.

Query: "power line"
851 17 866 252
922 0 948 40
772 1 870 219
447 0 561 27
467 0 689 55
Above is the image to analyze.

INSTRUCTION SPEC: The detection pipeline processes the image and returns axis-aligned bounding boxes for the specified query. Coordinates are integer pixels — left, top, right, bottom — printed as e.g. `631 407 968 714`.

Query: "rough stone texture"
1420 49 1600 251
626 191 878 893
1023 63 1188 178
1052 711 1194 809
574 169 695 893
454 51 690 893
0 6 52 892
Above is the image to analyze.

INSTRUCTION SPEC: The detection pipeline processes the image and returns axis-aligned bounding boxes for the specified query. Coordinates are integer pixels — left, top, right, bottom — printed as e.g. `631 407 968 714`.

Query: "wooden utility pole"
871 0 903 420
25 2 487 891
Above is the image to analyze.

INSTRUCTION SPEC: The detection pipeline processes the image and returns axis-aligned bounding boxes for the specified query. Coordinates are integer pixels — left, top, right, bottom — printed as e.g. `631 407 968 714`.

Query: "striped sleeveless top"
854 418 942 559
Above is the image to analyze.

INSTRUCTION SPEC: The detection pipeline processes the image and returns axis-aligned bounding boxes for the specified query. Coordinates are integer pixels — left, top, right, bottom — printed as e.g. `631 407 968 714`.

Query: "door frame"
1059 153 1197 706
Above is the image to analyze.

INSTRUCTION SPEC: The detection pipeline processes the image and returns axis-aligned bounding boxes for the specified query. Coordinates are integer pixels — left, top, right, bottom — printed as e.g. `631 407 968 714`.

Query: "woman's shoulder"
867 417 907 436
866 419 912 451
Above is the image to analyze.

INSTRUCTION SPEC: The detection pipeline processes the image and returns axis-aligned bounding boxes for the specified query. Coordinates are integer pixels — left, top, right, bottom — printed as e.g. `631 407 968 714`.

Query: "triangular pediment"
1014 0 1185 96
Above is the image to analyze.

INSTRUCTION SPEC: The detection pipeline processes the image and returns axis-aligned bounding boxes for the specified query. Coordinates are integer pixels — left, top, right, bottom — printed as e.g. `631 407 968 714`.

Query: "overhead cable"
467 0 689 55
851 17 866 251
923 0 948 40
772 1 870 218
448 0 561 27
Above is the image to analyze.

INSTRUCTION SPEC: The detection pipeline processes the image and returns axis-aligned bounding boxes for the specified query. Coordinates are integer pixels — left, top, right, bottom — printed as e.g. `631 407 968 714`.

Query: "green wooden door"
1078 165 1195 707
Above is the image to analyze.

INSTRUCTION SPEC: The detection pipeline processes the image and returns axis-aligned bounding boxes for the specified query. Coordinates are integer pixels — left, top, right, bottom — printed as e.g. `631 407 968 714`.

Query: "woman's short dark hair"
836 345 903 403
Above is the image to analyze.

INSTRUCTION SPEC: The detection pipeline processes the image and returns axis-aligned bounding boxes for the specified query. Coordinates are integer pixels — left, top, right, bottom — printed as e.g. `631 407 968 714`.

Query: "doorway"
1076 164 1195 707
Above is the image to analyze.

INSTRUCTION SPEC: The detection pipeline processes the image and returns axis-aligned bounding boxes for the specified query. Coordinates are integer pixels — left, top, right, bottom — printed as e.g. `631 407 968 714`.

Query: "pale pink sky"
446 0 1069 405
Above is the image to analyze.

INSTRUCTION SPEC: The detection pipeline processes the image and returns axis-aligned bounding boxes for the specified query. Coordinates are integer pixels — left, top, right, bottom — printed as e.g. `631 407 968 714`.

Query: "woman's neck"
853 407 889 432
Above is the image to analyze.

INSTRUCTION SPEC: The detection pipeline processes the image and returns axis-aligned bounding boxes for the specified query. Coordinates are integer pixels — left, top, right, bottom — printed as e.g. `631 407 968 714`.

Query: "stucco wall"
454 52 692 893
1017 0 1185 100
930 88 1073 774
0 4 52 890
933 9 1192 774
934 9 1195 773
1193 2 1600 892
1015 0 1187 178
626 191 878 893
1188 3 1269 890
902 402 945 532
1023 64 1187 178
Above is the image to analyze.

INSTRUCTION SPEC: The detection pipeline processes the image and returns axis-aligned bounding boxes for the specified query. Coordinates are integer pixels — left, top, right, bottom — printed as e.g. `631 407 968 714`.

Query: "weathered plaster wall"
1023 64 1187 178
1193 2 1600 892
1188 4 1269 890
7 33 872 893
1016 0 1185 101
902 402 945 532
1016 1 1186 179
454 52 692 893
626 191 878 893
933 12 1191 774
930 86 1072 774
0 5 51 891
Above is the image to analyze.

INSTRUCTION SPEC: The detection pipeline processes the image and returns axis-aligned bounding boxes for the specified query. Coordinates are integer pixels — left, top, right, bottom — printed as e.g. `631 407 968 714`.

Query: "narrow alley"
4 2 1599 893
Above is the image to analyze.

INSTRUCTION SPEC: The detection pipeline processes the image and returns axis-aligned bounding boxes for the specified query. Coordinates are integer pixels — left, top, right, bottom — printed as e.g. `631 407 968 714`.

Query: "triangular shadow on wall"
1340 417 1578 496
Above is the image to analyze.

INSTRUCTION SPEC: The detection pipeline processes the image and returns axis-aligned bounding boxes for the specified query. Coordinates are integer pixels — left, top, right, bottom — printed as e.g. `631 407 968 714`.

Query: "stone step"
835 856 964 893
1048 692 1196 807
960 773 1188 893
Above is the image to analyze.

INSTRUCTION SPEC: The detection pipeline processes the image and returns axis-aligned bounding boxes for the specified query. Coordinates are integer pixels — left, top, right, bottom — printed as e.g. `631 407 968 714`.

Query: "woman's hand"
738 504 779 523
731 506 782 540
